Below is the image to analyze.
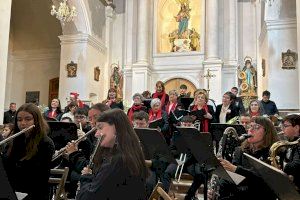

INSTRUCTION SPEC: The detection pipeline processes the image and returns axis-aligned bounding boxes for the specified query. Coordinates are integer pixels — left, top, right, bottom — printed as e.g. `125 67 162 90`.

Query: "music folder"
47 121 78 150
210 123 247 136
179 97 194 110
134 128 174 163
244 153 300 200
149 118 163 129
0 157 17 200
177 127 243 185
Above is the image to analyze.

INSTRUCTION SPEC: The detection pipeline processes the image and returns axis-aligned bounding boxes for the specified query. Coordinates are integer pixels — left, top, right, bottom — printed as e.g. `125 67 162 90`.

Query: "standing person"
76 109 147 200
102 88 124 110
3 103 17 124
231 87 245 115
43 98 63 121
260 90 279 116
127 93 147 125
69 92 89 109
152 81 169 111
3 103 55 200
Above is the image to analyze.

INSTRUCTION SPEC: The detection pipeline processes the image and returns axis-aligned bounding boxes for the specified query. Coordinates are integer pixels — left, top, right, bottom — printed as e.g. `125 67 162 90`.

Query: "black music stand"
149 118 163 129
180 97 194 110
177 127 238 200
244 153 300 200
134 128 174 164
47 122 78 150
0 157 17 200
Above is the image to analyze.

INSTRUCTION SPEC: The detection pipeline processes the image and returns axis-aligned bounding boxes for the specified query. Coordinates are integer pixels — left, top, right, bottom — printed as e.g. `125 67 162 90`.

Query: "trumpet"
52 127 96 161
0 125 35 146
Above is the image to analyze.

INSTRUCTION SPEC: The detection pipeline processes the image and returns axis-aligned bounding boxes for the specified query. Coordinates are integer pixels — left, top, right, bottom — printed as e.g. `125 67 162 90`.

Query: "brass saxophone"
269 138 300 169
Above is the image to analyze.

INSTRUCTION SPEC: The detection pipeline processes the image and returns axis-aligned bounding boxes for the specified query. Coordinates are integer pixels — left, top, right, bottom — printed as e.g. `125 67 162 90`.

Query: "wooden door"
164 78 197 97
49 77 59 105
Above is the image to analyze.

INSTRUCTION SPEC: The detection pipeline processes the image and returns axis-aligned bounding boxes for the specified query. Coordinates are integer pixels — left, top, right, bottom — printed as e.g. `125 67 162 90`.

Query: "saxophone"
269 138 300 169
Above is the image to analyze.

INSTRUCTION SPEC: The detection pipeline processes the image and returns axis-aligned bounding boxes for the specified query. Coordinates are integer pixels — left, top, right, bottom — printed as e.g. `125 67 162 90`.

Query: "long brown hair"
241 116 278 152
10 103 49 160
96 109 147 178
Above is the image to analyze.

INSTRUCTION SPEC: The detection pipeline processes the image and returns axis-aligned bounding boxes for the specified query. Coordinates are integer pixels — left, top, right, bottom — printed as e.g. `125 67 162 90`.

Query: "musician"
102 88 124 110
127 93 147 125
61 101 78 122
190 91 215 132
152 81 169 111
3 103 55 200
133 111 177 197
247 99 264 118
215 117 278 200
1 123 14 139
239 113 251 130
281 114 300 190
43 98 63 121
149 98 169 143
77 109 147 200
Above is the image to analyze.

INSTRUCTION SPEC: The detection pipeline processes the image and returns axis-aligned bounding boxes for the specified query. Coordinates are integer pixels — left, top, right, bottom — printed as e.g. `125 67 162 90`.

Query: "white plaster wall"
7 49 60 108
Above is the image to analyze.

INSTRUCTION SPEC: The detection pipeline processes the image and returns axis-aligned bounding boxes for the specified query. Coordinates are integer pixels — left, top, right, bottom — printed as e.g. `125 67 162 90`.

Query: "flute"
0 125 35 146
51 127 96 161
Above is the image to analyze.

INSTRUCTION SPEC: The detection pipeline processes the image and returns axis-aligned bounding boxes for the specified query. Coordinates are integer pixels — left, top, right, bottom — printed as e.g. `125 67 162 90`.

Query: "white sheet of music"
226 170 245 185
15 192 28 200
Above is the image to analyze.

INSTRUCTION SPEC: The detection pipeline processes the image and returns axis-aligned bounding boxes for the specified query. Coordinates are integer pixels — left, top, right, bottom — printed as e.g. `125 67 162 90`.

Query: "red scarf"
192 104 209 132
149 109 162 121
166 102 177 115
47 110 57 119
127 104 143 124
250 111 260 118
153 91 167 108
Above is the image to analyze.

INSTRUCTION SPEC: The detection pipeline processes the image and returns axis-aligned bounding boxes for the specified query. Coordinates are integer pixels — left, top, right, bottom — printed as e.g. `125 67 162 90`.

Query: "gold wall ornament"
238 56 257 97
282 49 297 69
66 61 77 77
94 67 100 81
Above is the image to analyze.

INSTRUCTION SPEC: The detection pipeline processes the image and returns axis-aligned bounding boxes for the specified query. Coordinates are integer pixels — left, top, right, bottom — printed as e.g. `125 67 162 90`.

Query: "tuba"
217 127 239 160
269 138 300 170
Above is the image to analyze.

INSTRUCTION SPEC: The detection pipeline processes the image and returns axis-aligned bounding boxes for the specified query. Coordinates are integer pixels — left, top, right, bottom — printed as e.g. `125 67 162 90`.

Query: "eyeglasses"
249 124 263 131
281 124 293 129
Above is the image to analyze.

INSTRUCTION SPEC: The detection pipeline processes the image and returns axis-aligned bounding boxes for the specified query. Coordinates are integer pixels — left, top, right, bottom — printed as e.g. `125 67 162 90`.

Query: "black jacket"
215 103 239 123
261 100 279 116
3 110 16 124
77 154 146 200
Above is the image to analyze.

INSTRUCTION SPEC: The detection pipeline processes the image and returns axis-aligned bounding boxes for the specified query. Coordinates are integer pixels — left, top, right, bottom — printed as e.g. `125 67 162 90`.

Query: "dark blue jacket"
261 100 279 115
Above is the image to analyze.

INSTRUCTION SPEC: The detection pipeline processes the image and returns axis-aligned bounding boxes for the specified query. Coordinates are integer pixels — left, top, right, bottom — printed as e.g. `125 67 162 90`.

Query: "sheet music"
226 170 245 185
15 192 28 200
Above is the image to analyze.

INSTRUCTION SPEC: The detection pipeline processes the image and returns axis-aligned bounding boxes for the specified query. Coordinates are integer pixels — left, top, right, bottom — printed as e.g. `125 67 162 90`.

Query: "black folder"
142 99 152 111
134 128 174 163
0 157 17 200
210 123 247 136
180 97 194 110
149 118 163 129
47 121 78 150
244 153 300 200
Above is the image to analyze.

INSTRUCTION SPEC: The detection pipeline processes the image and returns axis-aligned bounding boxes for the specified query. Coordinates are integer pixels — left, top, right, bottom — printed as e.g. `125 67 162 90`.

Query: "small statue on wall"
94 67 100 81
110 63 123 99
66 61 77 77
282 49 297 69
238 56 257 97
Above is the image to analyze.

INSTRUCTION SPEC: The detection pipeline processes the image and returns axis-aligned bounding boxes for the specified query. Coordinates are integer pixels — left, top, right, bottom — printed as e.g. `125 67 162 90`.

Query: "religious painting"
157 0 202 53
238 56 257 97
94 67 100 81
25 91 40 105
66 61 77 77
282 49 297 69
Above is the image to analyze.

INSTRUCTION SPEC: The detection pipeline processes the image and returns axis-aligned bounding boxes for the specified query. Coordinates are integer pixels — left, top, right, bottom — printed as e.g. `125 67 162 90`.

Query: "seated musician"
77 109 147 200
190 91 215 132
102 88 124 110
133 111 177 198
61 101 78 122
281 114 300 190
149 98 170 143
127 93 147 125
212 117 278 200
3 103 55 200
247 99 264 119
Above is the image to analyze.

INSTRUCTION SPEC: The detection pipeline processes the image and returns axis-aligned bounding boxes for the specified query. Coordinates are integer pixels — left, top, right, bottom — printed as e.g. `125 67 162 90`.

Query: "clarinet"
76 135 105 194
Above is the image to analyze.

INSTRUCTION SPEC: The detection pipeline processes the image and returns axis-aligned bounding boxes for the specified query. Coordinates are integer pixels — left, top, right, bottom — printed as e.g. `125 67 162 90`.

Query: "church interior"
0 0 300 200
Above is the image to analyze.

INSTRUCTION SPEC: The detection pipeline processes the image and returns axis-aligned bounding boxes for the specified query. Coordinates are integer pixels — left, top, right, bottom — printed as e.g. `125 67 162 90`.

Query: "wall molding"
8 48 60 61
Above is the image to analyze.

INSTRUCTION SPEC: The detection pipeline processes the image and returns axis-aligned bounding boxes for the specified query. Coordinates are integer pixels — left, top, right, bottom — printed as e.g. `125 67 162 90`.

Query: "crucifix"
202 69 216 94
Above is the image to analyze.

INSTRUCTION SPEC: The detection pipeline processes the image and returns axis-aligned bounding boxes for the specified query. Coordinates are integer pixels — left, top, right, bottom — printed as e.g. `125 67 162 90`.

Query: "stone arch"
164 77 197 97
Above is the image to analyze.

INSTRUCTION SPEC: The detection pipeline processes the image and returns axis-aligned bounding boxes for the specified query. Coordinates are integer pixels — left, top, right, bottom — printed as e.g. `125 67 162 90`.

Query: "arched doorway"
164 78 197 97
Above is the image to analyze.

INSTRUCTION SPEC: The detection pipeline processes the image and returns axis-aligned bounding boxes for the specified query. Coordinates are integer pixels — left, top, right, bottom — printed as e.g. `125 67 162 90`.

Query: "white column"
0 0 12 124
136 0 149 65
228 0 237 64
203 0 223 104
205 0 219 60
296 1 300 108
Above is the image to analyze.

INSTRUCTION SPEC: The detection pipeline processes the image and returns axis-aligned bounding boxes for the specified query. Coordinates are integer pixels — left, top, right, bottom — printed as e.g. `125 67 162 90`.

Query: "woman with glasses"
213 117 278 200
247 99 264 119
3 103 55 200
76 109 147 200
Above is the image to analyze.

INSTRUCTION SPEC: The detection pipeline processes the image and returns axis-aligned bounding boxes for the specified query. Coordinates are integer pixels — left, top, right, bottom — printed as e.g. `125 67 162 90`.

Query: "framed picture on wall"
26 91 40 105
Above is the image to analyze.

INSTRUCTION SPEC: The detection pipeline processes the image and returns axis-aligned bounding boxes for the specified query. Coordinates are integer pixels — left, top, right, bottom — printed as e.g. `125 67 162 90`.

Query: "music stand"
244 153 300 200
47 122 78 150
134 128 174 164
0 157 17 200
179 97 194 110
149 118 163 129
177 127 238 200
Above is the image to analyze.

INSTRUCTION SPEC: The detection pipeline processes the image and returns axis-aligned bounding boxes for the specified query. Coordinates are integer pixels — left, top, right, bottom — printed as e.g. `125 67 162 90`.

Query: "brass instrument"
269 138 300 169
0 125 35 146
217 127 239 159
226 116 239 125
52 127 96 161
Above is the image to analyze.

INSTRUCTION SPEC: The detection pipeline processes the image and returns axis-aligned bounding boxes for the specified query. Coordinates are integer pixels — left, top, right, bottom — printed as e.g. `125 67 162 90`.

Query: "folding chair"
48 167 69 200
